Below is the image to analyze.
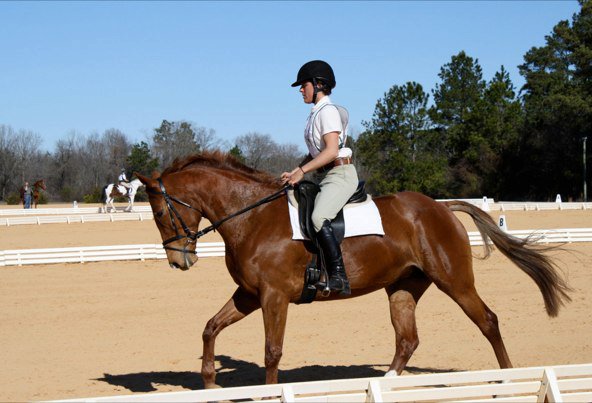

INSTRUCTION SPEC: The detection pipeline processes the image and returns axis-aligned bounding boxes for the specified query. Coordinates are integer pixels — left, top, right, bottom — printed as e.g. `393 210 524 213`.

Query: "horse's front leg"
109 199 117 213
261 289 290 384
125 197 132 212
202 287 261 388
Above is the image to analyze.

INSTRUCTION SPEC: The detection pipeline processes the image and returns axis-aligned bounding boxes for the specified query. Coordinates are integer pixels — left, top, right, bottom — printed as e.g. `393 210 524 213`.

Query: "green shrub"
134 189 148 202
83 187 103 203
5 192 21 205
60 187 74 202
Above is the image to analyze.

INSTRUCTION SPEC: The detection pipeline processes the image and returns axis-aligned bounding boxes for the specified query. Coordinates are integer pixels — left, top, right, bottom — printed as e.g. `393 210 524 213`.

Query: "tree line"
0 121 304 204
358 0 591 201
1 1 590 203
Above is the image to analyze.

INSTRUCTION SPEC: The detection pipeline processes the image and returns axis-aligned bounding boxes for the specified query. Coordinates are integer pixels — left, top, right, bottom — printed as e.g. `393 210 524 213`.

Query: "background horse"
100 178 144 213
20 179 46 208
32 179 46 208
137 151 571 388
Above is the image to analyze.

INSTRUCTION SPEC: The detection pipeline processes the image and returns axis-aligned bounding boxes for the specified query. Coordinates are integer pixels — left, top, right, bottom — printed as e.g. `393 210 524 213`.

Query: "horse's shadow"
96 355 457 393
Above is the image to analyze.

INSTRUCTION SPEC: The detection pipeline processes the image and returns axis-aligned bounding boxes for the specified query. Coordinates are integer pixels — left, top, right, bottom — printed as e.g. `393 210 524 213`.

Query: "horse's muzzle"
167 250 198 271
170 262 190 271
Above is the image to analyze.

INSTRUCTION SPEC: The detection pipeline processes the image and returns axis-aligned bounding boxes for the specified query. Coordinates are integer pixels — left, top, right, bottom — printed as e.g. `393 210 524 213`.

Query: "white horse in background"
101 178 144 213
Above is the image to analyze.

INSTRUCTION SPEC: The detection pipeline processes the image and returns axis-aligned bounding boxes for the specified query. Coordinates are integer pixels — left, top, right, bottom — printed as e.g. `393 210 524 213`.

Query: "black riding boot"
316 220 351 295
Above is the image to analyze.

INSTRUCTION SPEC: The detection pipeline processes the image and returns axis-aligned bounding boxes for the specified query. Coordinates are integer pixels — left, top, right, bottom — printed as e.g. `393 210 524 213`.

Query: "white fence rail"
0 243 225 267
495 202 592 211
0 212 153 226
52 363 592 402
468 228 592 245
2 228 592 267
0 200 591 227
0 206 152 216
436 198 592 211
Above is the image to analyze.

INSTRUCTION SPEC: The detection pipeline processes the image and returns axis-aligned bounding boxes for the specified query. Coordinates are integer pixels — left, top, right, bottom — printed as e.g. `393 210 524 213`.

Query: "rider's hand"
281 167 305 186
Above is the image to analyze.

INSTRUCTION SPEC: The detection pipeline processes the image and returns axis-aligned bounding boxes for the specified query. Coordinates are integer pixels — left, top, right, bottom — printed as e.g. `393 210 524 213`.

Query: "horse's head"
137 172 202 270
35 179 46 190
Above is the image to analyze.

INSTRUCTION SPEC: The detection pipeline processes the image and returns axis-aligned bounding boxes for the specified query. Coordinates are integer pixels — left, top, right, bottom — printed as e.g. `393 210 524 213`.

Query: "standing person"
22 181 32 209
118 168 131 195
281 60 358 295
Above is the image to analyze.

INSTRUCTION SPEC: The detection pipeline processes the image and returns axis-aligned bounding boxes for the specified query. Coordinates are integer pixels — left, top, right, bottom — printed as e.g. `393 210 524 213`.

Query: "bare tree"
195 126 220 151
234 132 305 176
235 132 279 170
51 132 88 201
0 125 18 200
84 134 109 188
0 125 42 201
267 143 304 176
104 129 131 174
151 120 220 168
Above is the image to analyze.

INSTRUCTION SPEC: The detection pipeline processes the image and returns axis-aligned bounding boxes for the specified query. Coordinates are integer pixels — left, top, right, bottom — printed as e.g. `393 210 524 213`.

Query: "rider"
118 168 132 195
281 60 358 295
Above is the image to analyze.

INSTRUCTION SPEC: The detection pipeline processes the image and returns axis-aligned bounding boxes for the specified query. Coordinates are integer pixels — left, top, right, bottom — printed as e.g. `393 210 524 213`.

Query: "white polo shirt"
304 96 352 159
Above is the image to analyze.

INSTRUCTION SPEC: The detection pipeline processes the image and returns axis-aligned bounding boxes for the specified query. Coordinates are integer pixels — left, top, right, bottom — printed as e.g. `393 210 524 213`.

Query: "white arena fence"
2 228 592 267
0 199 591 227
0 243 225 267
0 205 152 216
0 212 154 226
52 363 592 402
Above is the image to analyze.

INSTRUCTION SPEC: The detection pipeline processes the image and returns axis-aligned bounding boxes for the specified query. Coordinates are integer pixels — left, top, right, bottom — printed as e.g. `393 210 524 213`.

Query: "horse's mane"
162 150 277 185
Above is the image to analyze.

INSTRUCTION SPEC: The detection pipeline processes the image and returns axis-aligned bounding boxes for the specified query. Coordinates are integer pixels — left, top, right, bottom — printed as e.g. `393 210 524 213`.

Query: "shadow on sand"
96 355 458 393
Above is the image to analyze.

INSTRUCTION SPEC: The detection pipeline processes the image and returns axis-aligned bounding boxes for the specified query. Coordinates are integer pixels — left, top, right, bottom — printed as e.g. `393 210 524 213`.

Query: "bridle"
148 177 289 256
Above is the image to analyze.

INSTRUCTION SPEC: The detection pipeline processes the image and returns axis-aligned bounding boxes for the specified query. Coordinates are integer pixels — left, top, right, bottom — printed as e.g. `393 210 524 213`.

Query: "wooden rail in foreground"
50 363 592 402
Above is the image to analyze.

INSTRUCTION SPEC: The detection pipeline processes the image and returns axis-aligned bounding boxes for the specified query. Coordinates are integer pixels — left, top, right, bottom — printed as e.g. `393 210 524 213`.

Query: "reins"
192 184 290 239
149 177 289 255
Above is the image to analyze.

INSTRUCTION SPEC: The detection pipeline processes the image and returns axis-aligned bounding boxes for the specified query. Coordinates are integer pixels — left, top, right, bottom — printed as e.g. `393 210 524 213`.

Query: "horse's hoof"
204 382 222 389
384 370 398 377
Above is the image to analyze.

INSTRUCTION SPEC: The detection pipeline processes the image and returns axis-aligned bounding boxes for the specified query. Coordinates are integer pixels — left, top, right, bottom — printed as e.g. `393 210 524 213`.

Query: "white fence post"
280 385 295 402
366 380 383 403
481 196 490 212
538 367 563 402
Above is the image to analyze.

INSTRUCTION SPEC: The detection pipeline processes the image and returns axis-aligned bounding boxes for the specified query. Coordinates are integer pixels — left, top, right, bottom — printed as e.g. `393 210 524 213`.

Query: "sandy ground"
1 202 591 401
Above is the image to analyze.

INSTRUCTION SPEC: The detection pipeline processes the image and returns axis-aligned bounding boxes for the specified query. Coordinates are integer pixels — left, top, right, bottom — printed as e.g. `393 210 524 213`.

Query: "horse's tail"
101 185 109 203
445 200 572 317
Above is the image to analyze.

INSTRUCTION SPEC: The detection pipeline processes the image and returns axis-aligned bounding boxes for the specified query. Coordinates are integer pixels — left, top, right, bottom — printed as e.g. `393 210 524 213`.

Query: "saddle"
293 180 368 303
116 184 131 197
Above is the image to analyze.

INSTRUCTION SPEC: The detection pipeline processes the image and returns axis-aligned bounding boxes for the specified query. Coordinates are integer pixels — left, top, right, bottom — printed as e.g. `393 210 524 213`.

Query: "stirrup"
328 277 351 296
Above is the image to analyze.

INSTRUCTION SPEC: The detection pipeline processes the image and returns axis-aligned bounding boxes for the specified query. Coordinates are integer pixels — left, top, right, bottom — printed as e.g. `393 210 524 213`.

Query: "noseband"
148 177 289 257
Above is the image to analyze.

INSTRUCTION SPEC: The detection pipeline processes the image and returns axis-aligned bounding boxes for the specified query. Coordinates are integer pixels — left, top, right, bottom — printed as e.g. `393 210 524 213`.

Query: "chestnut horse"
137 151 571 388
20 179 46 208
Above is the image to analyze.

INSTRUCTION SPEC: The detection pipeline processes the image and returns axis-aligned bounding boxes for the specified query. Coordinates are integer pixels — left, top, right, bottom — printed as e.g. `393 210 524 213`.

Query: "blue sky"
0 1 581 152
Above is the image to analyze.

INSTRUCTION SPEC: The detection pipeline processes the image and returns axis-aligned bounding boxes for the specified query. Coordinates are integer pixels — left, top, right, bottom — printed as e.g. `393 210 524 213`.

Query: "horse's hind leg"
201 287 261 388
429 252 513 368
385 269 431 376
446 284 513 369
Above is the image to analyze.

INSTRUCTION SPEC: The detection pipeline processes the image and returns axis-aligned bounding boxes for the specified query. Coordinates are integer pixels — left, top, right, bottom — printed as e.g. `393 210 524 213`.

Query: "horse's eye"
154 210 164 219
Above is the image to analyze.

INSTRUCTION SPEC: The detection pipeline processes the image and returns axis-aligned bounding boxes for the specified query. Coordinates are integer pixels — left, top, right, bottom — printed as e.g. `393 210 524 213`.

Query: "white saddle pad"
287 191 385 240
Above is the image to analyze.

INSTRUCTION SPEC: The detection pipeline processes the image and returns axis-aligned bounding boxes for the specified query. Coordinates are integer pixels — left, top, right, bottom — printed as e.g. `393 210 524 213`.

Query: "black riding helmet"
292 60 336 103
291 60 336 88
